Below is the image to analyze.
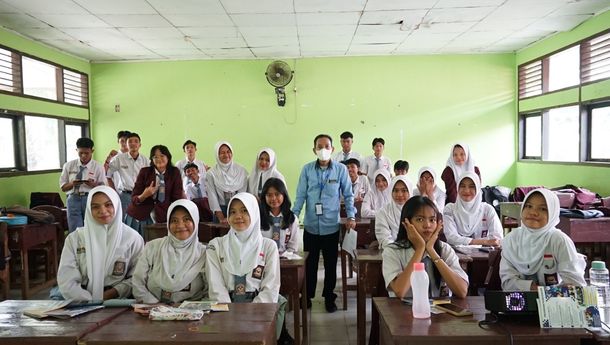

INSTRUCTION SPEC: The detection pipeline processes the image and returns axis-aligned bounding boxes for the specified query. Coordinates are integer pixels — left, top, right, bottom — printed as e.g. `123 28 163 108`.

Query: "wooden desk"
340 218 374 310
0 222 9 300
79 303 278 345
355 248 388 345
557 216 610 271
280 253 308 345
452 246 490 296
144 222 229 243
373 296 594 345
0 300 127 345
8 223 58 299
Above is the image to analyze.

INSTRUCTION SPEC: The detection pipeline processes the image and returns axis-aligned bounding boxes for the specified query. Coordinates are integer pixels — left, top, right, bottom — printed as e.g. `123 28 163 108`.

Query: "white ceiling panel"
40 38 118 59
355 24 404 36
74 0 156 15
424 6 497 23
419 21 476 33
119 27 185 40
0 13 50 29
98 15 171 28
138 38 195 50
244 35 297 47
191 36 247 49
240 26 298 38
435 0 506 8
164 14 234 27
294 0 366 12
530 14 594 32
471 17 535 31
300 40 351 51
365 0 437 11
221 0 294 14
180 26 240 38
296 12 361 26
2 0 87 14
252 46 300 58
352 35 404 45
0 1 19 13
298 25 356 37
17 27 70 40
36 14 110 28
230 13 296 27
550 1 610 16
203 47 254 58
61 28 125 42
360 10 427 26
348 43 399 54
147 0 225 15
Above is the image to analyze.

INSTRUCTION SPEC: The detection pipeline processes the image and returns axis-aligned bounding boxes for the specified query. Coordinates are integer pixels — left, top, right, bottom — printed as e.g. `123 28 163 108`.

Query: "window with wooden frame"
587 102 610 162
581 31 610 84
0 46 21 93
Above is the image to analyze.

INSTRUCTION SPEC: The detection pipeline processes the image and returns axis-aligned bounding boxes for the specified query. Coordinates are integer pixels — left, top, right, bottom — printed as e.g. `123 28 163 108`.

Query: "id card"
315 203 323 215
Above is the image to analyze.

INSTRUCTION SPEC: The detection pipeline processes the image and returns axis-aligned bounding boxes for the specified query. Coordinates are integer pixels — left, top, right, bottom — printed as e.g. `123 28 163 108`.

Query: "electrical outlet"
115 104 120 112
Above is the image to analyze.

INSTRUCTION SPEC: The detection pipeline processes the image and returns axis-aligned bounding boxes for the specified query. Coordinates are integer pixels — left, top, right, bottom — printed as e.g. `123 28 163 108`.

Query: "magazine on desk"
537 285 601 328
23 300 104 319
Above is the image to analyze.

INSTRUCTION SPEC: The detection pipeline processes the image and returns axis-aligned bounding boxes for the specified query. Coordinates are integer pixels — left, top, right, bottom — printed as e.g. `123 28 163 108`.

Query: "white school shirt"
59 159 107 195
176 158 206 179
500 229 586 291
413 187 446 213
184 174 208 200
206 165 248 212
206 237 280 304
382 241 468 298
333 150 363 163
362 155 392 185
57 226 144 300
260 214 300 254
375 202 402 249
106 152 150 192
131 239 208 304
351 175 370 200
442 203 503 246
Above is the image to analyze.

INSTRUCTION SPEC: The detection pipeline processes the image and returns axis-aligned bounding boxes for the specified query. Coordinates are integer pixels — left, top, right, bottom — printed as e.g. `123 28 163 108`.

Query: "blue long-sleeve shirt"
292 160 356 235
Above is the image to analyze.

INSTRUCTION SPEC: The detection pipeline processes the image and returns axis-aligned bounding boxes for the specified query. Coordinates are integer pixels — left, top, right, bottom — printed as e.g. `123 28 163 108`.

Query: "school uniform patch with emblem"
252 265 264 280
112 261 126 276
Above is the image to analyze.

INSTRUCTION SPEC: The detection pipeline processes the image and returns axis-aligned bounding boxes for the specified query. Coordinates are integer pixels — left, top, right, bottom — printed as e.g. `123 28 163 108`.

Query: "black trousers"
304 229 340 300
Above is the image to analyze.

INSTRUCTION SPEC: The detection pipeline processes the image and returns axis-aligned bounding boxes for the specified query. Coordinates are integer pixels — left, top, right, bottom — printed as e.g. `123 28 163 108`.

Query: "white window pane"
25 116 59 171
548 45 580 92
22 56 58 100
525 116 541 157
0 118 15 168
591 106 610 160
546 106 580 162
65 125 82 162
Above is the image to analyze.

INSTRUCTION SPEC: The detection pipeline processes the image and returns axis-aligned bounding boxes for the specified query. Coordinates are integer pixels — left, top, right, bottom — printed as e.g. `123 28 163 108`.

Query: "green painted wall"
515 10 610 195
0 27 90 207
90 54 516 199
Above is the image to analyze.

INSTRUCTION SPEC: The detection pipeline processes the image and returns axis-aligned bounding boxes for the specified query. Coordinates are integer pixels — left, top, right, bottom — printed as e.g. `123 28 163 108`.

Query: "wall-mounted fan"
265 61 293 106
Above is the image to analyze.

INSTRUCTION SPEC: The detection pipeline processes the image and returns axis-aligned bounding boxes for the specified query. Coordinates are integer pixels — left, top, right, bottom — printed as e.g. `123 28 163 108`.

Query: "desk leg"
293 289 301 345
341 250 347 310
369 298 379 345
20 248 29 299
357 265 365 345
301 267 308 345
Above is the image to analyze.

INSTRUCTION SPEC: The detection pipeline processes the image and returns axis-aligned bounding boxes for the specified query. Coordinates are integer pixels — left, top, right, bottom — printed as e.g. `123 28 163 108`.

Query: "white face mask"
316 148 332 161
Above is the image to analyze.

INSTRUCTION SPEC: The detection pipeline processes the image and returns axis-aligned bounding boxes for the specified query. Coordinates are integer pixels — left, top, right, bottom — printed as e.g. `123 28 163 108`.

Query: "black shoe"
325 298 338 313
278 326 295 345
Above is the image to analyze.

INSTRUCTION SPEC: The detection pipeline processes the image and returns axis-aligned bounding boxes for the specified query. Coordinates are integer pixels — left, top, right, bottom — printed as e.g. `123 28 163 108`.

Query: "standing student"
343 158 370 203
132 199 207 303
104 130 130 192
375 176 413 249
60 137 107 233
125 145 183 236
362 137 392 185
441 143 481 204
361 169 391 218
382 196 468 298
443 172 503 247
206 193 293 344
175 140 207 180
413 166 446 213
56 186 143 301
183 162 213 222
333 131 362 163
393 160 409 176
260 178 299 254
247 148 286 198
500 188 586 291
106 132 150 216
206 141 248 223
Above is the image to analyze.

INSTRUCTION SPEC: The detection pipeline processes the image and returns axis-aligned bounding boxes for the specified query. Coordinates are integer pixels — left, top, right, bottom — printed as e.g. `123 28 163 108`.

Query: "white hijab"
386 176 414 230
370 169 392 210
221 192 264 276
417 166 444 197
209 141 248 192
81 186 124 300
445 143 476 183
157 199 205 292
247 148 285 194
453 172 485 236
503 188 560 276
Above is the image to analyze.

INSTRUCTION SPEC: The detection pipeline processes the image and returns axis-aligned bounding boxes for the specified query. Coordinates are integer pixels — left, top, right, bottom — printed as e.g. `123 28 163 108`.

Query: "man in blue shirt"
293 134 356 312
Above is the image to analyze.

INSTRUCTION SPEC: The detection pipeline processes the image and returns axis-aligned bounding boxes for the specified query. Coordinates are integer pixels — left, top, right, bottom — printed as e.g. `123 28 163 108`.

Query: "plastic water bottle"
590 261 610 308
411 262 431 318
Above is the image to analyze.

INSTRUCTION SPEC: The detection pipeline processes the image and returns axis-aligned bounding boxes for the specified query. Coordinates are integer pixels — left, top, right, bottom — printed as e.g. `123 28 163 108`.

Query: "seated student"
60 137 107 233
247 148 286 198
125 145 184 236
441 143 481 204
393 160 409 176
206 192 292 344
132 199 207 303
183 162 213 222
206 141 248 223
375 176 413 249
104 130 130 194
343 158 370 203
443 172 503 247
383 196 469 298
500 188 586 291
333 131 362 163
260 178 299 254
362 137 392 185
56 186 143 301
413 166 446 213
361 169 391 218
176 139 208 181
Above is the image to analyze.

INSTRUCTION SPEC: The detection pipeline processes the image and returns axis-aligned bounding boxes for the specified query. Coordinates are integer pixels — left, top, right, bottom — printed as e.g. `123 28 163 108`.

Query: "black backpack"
481 186 510 218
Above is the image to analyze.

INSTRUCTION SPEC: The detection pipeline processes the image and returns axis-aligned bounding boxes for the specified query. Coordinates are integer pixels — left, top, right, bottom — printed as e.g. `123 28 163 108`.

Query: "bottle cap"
414 262 425 271
592 261 607 270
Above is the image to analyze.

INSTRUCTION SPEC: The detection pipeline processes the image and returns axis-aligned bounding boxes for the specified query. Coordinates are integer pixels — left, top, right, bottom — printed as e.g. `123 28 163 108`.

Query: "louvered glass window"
518 60 542 98
581 32 610 83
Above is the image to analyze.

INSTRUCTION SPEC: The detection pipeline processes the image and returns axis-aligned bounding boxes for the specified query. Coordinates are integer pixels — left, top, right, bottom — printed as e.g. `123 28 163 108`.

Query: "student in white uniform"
500 188 586 291
362 137 392 185
260 178 299 254
206 141 248 223
443 172 503 247
183 162 213 222
60 137 107 233
247 148 286 198
361 169 391 218
175 139 207 180
56 186 143 301
375 175 413 249
206 193 292 344
132 199 207 303
441 143 481 204
413 166 446 213
333 131 362 163
104 130 130 196
343 158 370 203
383 196 468 298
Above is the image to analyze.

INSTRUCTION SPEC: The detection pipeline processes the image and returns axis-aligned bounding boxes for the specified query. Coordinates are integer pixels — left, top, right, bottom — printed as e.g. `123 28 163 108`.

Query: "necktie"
75 165 86 192
343 152 349 161
257 174 263 196
375 157 380 171
195 183 203 199
271 215 282 248
157 173 165 202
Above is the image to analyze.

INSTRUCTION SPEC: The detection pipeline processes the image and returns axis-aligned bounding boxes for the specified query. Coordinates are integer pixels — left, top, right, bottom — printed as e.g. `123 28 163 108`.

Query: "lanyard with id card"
316 167 330 216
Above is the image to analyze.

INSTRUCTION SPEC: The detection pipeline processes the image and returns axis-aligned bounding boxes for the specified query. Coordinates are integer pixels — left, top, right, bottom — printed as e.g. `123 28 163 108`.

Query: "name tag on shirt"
252 265 264 280
112 261 126 276
77 247 86 254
